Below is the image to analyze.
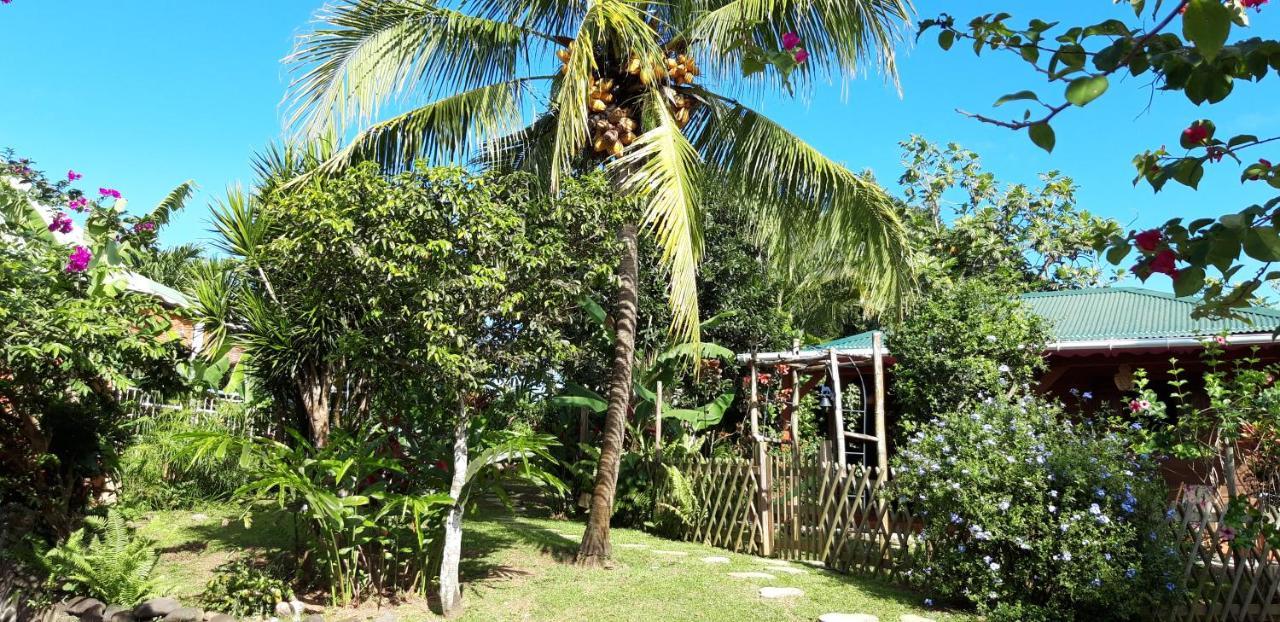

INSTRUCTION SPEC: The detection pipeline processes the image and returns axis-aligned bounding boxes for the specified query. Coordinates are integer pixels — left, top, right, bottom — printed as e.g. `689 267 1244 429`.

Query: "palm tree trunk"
577 224 639 567
439 394 469 616
297 363 331 447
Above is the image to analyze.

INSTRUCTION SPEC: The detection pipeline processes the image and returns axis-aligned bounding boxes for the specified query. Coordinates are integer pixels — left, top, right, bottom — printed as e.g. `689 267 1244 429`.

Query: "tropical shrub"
895 397 1181 622
202 558 294 618
888 279 1049 431
0 154 189 538
37 511 159 607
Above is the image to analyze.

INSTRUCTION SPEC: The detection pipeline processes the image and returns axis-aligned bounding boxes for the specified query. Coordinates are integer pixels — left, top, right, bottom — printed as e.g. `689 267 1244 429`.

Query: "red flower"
1207 146 1227 163
1242 0 1268 11
776 364 790 375
757 373 772 384
1134 229 1163 252
433 460 447 470
1149 249 1178 276
1182 124 1209 145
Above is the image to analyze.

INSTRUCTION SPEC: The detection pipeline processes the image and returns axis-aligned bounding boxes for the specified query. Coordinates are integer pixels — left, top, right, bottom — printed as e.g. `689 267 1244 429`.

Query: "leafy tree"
282 0 916 565
917 0 1280 321
0 156 188 539
897 136 1123 293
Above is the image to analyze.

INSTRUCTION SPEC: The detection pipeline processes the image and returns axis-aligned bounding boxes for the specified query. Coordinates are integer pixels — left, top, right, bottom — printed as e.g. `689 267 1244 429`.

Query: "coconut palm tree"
284 0 914 579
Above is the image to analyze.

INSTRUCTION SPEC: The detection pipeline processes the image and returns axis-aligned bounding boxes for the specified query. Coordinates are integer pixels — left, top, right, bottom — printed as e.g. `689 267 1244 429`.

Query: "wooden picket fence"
660 455 1280 621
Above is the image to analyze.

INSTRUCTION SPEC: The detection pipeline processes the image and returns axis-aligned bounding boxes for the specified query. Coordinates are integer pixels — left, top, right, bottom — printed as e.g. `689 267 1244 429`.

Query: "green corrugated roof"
809 287 1280 351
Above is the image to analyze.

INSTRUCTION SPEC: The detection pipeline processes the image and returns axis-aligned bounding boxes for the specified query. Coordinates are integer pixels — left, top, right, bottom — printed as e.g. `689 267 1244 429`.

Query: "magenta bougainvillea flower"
1242 0 1268 11
1134 229 1162 252
48 212 74 234
98 187 122 199
794 48 809 64
68 197 88 211
133 221 155 232
67 170 82 181
781 32 801 50
1148 248 1178 276
1182 124 1209 145
66 246 92 273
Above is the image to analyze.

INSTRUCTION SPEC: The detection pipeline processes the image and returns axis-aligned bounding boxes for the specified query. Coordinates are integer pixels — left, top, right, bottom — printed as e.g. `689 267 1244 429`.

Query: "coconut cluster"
558 45 701 158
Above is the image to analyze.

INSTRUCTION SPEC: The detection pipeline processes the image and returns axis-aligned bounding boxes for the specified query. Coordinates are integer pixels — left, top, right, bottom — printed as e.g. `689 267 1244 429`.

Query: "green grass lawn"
138 504 973 622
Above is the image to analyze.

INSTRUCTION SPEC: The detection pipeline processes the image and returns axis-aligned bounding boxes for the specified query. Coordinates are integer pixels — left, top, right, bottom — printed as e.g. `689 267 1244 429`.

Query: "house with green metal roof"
799 287 1280 357
736 287 1280 482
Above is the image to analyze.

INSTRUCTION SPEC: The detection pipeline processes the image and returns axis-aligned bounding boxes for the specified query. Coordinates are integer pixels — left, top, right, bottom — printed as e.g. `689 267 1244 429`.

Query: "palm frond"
609 89 704 342
209 187 270 262
317 78 543 175
143 180 196 229
458 0 587 37
689 0 910 93
691 89 914 316
286 0 539 138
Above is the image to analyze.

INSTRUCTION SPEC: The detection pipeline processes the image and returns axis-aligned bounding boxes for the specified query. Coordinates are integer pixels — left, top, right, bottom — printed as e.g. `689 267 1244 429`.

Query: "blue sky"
3 1 1279 295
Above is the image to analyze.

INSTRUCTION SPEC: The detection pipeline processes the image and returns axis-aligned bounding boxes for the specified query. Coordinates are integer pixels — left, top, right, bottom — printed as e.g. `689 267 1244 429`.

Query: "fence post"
749 355 773 557
654 380 663 463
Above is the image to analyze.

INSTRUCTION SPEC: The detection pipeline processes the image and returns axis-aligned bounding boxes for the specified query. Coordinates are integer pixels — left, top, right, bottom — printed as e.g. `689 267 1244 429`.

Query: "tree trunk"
296 363 331 447
577 224 639 567
439 395 469 617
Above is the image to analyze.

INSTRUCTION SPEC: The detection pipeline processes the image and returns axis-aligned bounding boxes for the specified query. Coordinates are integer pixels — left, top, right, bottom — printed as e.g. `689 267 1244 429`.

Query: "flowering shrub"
895 397 1182 621
888 279 1049 431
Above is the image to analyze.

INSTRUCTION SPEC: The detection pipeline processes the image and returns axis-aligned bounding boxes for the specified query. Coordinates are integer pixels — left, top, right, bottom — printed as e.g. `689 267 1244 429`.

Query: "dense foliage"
0 156 189 539
896 398 1181 622
917 1 1280 321
36 511 159 607
887 279 1050 429
202 558 295 618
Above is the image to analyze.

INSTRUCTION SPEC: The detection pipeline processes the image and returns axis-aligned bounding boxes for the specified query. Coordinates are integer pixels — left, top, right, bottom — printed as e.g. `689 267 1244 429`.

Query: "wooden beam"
843 430 879 443
872 332 888 474
829 349 846 468
749 355 772 556
654 380 663 461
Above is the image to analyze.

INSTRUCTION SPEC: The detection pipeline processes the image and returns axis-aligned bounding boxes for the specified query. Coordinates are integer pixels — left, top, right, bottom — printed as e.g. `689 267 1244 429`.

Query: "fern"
653 464 700 531
40 511 159 606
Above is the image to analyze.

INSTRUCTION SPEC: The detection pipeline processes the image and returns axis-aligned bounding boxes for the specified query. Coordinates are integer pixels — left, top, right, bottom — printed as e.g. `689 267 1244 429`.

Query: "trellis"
1169 498 1280 622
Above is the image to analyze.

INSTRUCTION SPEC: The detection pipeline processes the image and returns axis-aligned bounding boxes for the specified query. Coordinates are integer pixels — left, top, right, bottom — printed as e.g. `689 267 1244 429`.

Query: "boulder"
159 609 202 622
273 602 293 618
66 598 106 618
758 587 804 599
133 598 180 619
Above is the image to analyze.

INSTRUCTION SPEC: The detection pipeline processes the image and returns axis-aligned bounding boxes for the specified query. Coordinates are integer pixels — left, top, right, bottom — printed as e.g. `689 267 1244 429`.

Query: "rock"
66 598 106 618
205 615 235 622
160 608 202 622
303 615 325 622
759 587 804 599
899 617 935 622
701 556 730 564
133 598 181 619
799 559 828 568
819 615 880 622
100 605 126 621
298 601 325 614
727 572 775 579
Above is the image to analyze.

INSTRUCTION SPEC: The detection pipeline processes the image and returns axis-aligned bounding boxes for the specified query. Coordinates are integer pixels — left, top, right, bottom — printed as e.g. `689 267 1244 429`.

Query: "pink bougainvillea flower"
65 245 92 273
68 197 88 211
98 187 121 199
1134 229 1163 252
1129 399 1151 412
1182 124 1209 145
1215 335 1228 345
1220 526 1237 541
1242 0 1268 11
781 32 801 50
1149 248 1178 276
133 221 155 233
48 212 74 234
1207 146 1227 163
794 48 809 64
67 170 82 181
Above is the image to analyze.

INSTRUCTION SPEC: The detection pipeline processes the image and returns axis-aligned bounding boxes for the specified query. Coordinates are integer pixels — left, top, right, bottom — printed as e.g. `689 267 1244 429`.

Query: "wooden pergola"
735 333 889 473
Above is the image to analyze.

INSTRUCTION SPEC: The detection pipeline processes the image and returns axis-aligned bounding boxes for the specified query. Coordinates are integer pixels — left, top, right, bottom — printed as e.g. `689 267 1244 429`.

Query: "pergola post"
749 355 772 556
654 380 663 462
828 349 846 469
872 332 888 475
788 340 801 544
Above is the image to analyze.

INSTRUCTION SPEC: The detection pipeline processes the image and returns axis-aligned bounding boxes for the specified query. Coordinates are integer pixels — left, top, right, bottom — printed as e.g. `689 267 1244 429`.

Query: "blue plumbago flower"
924 598 934 607
957 544 966 552
1104 553 1112 561
989 561 1001 571
1130 422 1143 431
1049 489 1058 498
1097 515 1111 525
950 513 963 524
1060 523 1069 533
1165 509 1177 520
1095 487 1107 498
1063 551 1073 561
986 335 997 342
1082 391 1093 400
983 555 992 564
1125 568 1137 579
1091 578 1102 587
1049 504 1057 514
1005 455 1015 463
1089 503 1102 516
1070 388 1080 396
1166 582 1176 591
998 500 1011 511
998 364 1011 373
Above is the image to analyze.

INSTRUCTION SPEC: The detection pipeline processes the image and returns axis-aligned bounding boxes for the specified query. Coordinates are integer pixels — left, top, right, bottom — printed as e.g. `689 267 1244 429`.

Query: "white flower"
998 364 1011 373
986 335 998 342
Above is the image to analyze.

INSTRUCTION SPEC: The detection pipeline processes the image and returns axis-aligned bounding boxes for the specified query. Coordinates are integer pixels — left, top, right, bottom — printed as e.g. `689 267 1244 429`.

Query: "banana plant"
550 296 735 433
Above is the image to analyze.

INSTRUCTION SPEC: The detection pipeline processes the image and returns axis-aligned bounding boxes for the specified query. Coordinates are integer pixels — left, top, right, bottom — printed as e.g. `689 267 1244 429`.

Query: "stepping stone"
728 571 776 579
762 559 793 565
766 566 806 574
759 587 804 599
554 532 579 539
819 615 879 622
651 549 688 556
799 559 828 568
617 543 648 549
701 556 730 564
899 617 935 622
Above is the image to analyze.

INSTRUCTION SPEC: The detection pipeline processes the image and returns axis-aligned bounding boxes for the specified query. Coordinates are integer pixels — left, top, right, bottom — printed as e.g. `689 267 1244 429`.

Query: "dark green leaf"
1184 0 1232 61
1173 266 1206 297
1028 123 1056 153
938 30 956 51
994 90 1040 107
1243 227 1280 261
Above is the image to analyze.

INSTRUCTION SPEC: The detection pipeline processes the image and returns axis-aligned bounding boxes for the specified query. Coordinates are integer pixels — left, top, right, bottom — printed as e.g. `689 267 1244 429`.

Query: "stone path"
758 587 804 599
727 571 775 579
701 556 730 564
764 565 805 574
